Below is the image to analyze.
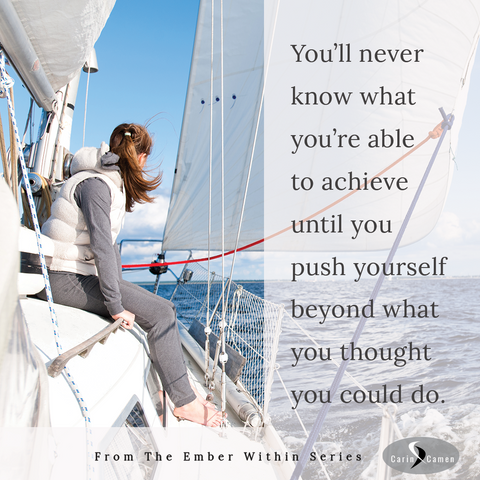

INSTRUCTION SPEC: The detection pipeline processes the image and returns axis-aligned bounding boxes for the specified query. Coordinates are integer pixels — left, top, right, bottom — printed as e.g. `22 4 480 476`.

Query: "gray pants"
37 272 196 408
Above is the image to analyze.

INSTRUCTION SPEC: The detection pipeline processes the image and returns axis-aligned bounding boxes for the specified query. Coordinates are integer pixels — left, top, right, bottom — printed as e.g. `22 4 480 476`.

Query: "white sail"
162 0 264 252
264 0 480 251
0 180 52 480
0 0 115 110
164 0 480 253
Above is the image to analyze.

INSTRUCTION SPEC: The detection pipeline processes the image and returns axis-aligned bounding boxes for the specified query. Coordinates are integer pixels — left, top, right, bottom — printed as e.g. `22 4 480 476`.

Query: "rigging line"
285 305 408 453
0 51 95 480
290 109 454 480
8 86 18 202
285 309 391 413
209 0 228 417
82 67 91 148
205 0 215 394
222 0 281 320
0 110 11 188
122 123 441 270
213 1 282 418
21 97 33 146
226 286 242 343
219 0 228 421
275 369 333 480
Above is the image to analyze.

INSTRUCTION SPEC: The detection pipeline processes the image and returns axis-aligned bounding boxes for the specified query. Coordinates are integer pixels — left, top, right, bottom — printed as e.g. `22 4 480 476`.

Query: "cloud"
430 210 480 247
435 211 463 241
120 241 164 262
465 219 480 240
121 193 170 239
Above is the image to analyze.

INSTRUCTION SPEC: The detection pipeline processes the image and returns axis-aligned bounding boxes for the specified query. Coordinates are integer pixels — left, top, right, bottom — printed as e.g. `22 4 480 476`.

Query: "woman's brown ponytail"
109 123 162 212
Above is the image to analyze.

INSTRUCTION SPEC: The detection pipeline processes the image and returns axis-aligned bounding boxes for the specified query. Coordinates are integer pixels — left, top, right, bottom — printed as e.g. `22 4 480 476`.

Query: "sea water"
149 278 480 480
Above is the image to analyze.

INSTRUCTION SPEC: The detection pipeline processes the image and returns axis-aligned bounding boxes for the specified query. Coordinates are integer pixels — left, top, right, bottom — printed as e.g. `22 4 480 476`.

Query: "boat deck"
21 296 295 480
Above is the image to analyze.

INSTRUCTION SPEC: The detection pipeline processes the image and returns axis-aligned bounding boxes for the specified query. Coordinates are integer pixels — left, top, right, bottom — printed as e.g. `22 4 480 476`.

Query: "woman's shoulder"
70 142 109 176
74 177 112 209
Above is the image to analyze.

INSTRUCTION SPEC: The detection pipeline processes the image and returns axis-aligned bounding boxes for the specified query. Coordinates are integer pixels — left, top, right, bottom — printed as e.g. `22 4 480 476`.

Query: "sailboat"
0 1 292 480
1 1 479 480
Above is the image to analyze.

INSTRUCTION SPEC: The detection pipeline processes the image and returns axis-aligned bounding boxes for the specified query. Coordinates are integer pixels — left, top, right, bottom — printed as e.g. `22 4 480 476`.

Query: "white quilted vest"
42 143 125 276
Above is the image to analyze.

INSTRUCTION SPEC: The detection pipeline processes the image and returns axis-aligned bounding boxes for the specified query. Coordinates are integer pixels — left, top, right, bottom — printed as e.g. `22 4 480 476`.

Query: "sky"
2 0 480 282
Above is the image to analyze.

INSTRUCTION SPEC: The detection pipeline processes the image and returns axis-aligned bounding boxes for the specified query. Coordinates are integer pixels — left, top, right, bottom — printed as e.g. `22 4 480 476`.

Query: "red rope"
122 126 441 270
122 238 265 269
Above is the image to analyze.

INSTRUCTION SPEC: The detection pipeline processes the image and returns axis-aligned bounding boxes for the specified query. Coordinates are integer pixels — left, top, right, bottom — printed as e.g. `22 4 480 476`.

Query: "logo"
382 437 459 474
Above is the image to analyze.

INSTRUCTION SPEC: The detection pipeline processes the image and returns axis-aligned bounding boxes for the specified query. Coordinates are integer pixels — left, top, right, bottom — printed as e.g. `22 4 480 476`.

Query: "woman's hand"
112 310 135 329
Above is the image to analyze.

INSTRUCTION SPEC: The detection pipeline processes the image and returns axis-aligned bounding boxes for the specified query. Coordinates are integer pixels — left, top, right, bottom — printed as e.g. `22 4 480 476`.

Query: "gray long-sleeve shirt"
74 177 124 316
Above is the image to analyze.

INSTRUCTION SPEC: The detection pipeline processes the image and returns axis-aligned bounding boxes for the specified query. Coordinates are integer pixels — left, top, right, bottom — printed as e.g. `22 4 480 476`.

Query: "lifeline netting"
170 260 283 415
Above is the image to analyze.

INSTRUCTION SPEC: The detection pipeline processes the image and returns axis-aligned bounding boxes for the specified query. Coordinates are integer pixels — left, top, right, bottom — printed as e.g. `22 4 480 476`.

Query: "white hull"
19 295 295 480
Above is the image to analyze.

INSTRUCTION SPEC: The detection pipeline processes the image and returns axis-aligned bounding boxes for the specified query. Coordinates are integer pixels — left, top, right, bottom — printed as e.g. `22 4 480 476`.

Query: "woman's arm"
74 177 134 327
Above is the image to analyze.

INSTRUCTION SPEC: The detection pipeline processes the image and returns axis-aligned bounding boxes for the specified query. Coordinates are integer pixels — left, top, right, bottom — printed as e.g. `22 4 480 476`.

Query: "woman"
40 123 222 427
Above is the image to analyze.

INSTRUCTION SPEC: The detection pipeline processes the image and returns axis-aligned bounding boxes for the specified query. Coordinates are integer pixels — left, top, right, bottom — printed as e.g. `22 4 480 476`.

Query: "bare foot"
174 398 223 427
189 381 218 410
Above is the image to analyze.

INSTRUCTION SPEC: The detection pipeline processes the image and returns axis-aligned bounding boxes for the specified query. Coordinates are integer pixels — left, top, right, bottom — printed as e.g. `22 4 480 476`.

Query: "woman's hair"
109 123 162 212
